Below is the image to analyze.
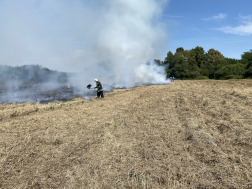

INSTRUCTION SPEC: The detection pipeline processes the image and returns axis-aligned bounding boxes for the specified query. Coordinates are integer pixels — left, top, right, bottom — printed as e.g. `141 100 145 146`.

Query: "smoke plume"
0 0 169 99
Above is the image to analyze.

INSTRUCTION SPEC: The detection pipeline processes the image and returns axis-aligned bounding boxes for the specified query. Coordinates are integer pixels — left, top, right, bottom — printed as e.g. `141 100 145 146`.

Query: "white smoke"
0 0 170 93
135 62 168 84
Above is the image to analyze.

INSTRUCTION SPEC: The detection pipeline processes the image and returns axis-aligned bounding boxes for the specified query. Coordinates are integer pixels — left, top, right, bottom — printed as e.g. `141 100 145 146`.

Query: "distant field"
0 80 252 188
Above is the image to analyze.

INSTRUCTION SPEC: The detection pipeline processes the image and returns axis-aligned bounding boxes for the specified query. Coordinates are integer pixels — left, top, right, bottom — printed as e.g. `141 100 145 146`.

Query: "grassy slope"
0 80 252 188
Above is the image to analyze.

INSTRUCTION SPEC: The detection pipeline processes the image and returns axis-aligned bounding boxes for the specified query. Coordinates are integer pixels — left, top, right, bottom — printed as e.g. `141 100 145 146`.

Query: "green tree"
192 46 205 68
164 51 174 66
182 50 200 79
164 47 252 80
166 50 182 78
205 49 225 64
225 58 239 65
245 61 252 78
214 63 246 79
201 48 226 78
176 47 184 53
174 55 189 79
241 50 252 78
241 50 252 63
153 59 163 66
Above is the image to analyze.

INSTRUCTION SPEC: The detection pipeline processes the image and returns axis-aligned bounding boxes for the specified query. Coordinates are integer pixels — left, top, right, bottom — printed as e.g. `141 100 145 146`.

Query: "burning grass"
0 80 252 188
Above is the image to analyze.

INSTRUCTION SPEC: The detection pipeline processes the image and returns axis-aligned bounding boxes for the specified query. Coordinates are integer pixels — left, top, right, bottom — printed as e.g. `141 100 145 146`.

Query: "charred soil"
0 80 252 188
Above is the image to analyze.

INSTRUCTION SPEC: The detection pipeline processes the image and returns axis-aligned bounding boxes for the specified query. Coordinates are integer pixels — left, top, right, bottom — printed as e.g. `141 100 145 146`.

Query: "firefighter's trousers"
97 90 104 98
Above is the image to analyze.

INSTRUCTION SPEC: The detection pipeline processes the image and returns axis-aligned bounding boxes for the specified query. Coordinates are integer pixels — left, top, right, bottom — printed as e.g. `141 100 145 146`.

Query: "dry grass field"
0 80 252 189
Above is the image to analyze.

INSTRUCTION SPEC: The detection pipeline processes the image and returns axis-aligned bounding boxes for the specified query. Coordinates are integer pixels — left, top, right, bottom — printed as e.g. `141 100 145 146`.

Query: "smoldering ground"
0 62 169 104
0 0 170 103
0 65 73 104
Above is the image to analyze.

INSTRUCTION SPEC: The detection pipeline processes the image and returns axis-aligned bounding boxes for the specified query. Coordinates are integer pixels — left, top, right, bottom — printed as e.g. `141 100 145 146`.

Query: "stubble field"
0 80 252 188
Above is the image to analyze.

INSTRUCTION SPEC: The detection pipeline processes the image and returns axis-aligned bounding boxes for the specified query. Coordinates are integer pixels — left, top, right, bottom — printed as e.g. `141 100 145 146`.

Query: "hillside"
0 80 252 188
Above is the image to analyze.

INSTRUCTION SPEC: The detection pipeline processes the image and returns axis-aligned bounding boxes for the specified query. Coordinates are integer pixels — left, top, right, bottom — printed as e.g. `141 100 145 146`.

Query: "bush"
224 75 236 79
224 75 243 80
235 75 244 79
195 76 209 80
214 63 246 79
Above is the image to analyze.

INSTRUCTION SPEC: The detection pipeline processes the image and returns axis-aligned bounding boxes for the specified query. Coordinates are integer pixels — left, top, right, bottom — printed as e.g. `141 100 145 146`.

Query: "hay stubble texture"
0 80 252 188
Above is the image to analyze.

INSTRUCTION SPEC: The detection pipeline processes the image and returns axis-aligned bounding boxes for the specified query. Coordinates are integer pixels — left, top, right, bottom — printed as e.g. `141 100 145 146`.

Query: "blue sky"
162 0 252 59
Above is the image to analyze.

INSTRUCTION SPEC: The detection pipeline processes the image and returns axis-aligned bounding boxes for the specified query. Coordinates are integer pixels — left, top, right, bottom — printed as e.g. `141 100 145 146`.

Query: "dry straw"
0 80 252 188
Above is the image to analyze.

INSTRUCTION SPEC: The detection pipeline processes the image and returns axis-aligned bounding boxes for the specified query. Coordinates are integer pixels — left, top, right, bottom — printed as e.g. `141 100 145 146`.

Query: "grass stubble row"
0 80 252 188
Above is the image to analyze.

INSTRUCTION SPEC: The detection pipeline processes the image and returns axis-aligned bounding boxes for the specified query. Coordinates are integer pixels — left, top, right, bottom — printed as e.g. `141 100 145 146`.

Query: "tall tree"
174 55 189 79
245 61 252 78
164 51 174 64
176 47 184 53
164 51 174 69
241 50 252 62
201 48 226 78
186 50 200 79
242 51 252 77
192 46 205 68
205 49 225 64
153 59 163 66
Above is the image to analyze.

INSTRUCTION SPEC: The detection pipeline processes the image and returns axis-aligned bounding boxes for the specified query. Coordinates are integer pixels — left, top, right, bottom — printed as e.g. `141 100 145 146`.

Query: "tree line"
154 47 252 80
1 47 252 85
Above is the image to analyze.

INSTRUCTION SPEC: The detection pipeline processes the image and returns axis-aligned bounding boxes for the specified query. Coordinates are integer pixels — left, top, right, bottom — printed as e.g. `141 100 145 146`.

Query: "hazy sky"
0 0 251 73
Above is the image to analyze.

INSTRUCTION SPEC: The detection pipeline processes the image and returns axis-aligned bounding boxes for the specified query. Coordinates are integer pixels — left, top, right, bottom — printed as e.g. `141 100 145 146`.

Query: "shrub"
195 76 209 80
224 75 243 80
214 63 246 79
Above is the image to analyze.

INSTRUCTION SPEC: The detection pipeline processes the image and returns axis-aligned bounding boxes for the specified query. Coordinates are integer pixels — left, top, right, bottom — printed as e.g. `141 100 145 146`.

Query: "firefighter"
94 79 104 98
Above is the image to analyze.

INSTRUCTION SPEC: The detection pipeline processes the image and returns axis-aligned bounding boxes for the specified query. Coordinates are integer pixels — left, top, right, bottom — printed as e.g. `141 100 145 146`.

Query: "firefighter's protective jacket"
95 81 103 92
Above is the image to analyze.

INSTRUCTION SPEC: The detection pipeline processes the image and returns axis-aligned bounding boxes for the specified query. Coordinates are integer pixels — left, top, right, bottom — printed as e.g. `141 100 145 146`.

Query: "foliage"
2 49 252 83
195 76 209 80
214 63 246 79
153 59 163 66
241 50 252 62
164 47 252 80
193 46 205 68
176 47 184 53
164 51 174 66
224 75 244 80
225 58 239 64
245 61 252 78
174 55 189 79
